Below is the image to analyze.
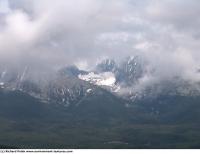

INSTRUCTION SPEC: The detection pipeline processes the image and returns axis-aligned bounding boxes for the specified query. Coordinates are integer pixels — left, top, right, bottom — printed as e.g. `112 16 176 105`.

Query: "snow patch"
1 70 7 79
20 66 28 81
86 89 92 93
79 72 116 87
0 82 4 88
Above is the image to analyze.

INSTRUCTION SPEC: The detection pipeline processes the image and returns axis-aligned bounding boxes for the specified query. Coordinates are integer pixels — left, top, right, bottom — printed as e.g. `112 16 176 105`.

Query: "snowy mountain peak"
78 72 116 87
96 59 117 73
59 65 87 77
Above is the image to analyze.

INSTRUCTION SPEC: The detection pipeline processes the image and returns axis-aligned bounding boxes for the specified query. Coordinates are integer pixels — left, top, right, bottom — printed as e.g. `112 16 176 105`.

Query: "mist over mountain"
0 0 200 85
1 0 200 149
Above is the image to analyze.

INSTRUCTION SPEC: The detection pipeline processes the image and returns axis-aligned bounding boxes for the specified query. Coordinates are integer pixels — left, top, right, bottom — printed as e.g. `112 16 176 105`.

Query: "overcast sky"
0 0 200 86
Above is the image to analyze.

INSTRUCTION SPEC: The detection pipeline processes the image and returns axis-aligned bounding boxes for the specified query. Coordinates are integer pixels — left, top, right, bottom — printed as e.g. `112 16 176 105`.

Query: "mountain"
1 57 200 148
59 65 88 77
0 66 103 107
96 59 117 73
115 56 144 86
1 56 198 106
77 57 200 101
95 56 144 86
77 56 145 96
1 87 200 148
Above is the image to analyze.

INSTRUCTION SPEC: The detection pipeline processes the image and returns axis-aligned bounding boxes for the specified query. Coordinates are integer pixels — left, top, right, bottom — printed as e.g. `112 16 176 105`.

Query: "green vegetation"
0 90 200 148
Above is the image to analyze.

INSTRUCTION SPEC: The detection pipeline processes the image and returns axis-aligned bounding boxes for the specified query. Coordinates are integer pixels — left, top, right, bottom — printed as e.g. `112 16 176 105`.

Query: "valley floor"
0 119 200 149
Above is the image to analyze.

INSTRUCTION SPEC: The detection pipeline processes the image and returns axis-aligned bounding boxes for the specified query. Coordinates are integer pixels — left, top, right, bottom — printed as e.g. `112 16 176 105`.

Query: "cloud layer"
0 0 200 87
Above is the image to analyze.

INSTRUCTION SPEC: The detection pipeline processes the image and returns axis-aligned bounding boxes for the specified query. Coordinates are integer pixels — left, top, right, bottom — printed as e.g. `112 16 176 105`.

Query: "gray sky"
0 0 200 86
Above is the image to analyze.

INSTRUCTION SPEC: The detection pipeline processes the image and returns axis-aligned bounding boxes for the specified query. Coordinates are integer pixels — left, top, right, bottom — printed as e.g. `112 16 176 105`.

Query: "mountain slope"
0 89 200 148
1 57 200 148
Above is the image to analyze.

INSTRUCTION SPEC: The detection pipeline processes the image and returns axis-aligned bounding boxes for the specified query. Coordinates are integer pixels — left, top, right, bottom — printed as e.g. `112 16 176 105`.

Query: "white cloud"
0 0 11 14
0 0 200 90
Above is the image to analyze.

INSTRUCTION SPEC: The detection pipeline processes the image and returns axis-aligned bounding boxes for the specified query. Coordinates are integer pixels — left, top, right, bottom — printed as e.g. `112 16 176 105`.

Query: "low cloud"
0 0 200 90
